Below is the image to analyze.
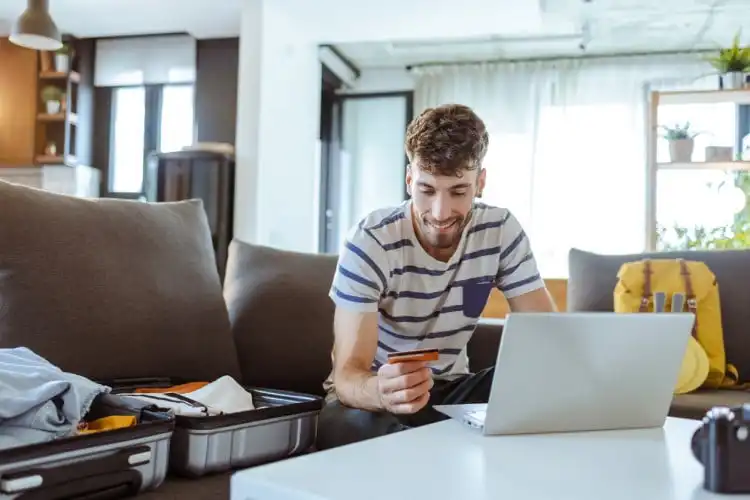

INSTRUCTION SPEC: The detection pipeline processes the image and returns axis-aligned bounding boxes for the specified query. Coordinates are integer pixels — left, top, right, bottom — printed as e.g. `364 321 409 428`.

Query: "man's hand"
376 360 433 414
331 306 435 414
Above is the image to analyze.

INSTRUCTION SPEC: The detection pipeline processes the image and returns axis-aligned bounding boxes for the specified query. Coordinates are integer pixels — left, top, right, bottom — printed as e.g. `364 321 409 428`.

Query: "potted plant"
41 85 63 114
660 122 700 162
707 32 750 89
54 43 73 73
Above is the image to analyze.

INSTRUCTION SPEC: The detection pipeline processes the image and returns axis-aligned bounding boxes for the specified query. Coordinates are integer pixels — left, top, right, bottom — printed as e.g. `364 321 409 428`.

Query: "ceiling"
334 0 750 68
0 0 243 39
0 0 748 69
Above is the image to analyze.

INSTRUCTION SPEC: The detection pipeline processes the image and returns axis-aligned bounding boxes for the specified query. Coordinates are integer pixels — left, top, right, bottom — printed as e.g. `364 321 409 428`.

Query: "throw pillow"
568 247 750 379
0 180 241 382
223 241 336 396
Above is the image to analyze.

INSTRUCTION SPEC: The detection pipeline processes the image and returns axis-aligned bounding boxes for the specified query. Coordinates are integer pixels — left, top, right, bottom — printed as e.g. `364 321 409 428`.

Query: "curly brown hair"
405 103 489 177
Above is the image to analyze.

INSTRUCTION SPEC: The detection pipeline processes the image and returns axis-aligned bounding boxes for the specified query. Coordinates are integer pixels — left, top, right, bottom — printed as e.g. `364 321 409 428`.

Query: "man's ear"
476 168 487 198
405 164 413 196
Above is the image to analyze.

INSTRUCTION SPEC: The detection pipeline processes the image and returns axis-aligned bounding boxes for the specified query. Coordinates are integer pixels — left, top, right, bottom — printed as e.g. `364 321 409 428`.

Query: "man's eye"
420 189 435 195
452 191 467 197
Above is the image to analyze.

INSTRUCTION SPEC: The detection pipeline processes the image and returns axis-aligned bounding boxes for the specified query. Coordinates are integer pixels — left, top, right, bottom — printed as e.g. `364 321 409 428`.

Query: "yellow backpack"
613 258 739 392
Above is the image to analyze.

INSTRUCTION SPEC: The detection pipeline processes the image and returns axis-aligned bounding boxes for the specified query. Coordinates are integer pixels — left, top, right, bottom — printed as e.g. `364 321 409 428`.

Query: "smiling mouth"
427 219 458 232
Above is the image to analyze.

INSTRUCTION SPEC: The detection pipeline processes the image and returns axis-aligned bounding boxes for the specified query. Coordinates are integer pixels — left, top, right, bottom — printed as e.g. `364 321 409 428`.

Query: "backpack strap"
639 259 652 312
678 259 698 339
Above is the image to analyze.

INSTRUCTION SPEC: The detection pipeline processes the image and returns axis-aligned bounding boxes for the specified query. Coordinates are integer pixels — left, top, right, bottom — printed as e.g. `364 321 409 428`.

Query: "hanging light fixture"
9 0 62 51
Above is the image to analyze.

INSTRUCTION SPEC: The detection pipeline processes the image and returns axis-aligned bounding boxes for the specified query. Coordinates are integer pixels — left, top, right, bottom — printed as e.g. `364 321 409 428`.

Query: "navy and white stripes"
328 200 544 380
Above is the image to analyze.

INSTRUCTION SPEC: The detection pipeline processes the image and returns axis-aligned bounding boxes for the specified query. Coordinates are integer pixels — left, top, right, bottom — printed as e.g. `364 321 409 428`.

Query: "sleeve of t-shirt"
329 224 389 313
495 211 545 299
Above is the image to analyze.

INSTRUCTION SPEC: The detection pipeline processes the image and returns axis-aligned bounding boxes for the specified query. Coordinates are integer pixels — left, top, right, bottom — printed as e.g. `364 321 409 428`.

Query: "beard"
417 209 473 249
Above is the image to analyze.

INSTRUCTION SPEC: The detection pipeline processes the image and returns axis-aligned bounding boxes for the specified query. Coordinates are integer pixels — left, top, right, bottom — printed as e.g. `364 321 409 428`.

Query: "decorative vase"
669 138 694 163
45 100 61 114
55 54 69 73
721 71 746 90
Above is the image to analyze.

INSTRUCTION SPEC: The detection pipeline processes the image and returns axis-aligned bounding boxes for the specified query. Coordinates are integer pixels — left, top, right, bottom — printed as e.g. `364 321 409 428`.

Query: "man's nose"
433 195 452 221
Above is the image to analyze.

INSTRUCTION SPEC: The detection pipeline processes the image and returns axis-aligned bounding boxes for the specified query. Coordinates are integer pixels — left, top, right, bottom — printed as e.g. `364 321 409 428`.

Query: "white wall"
234 0 321 252
235 0 545 253
233 0 262 246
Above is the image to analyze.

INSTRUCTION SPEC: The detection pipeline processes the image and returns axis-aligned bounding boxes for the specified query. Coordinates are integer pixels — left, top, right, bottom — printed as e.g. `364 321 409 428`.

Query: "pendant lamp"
9 0 62 51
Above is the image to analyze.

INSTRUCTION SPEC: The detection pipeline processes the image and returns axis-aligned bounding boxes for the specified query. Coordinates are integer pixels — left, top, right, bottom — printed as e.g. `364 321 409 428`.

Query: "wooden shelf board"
656 88 750 106
37 112 78 125
657 161 750 171
35 154 77 166
39 70 80 84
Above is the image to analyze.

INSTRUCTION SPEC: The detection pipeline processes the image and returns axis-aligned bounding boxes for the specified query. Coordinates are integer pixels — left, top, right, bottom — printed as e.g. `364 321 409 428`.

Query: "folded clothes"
0 347 111 449
134 381 209 394
117 376 254 417
77 415 137 435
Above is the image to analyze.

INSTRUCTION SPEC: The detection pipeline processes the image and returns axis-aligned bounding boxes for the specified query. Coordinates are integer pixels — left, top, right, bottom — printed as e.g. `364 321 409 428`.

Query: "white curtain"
413 54 715 277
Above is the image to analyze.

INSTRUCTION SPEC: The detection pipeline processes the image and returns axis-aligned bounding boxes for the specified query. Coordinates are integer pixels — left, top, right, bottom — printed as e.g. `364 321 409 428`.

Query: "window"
319 93 411 252
110 87 146 193
483 103 645 278
107 84 194 196
160 84 195 153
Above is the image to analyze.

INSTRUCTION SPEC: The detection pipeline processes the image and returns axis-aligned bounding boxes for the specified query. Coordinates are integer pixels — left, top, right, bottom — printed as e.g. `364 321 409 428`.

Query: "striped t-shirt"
325 200 544 392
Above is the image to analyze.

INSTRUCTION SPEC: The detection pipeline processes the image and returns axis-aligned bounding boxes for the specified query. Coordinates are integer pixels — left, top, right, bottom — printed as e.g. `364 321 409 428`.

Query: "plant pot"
721 71 746 90
669 138 694 163
54 54 69 73
45 100 61 114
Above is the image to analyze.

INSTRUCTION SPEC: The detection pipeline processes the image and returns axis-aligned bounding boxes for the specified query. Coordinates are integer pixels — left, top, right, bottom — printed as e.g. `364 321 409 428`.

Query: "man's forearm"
334 366 383 411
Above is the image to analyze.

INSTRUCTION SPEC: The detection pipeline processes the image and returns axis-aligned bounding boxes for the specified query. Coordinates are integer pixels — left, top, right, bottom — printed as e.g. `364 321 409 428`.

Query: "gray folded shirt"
0 347 110 449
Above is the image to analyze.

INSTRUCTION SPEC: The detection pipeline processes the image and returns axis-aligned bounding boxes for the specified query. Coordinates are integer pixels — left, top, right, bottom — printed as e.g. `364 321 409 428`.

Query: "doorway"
319 88 413 253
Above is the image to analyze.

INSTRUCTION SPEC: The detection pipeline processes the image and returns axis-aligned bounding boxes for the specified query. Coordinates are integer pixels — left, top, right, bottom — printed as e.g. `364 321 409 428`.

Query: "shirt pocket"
461 280 495 319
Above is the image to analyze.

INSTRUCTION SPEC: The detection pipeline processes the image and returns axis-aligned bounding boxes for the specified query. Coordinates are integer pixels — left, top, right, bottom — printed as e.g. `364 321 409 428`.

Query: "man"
317 103 556 450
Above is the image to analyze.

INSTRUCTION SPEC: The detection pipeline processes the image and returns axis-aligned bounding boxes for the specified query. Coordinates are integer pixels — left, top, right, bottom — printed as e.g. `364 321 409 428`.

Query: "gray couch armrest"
467 318 504 372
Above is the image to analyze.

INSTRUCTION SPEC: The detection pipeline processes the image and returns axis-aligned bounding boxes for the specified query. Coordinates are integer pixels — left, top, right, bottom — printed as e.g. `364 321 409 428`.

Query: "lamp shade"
9 0 62 51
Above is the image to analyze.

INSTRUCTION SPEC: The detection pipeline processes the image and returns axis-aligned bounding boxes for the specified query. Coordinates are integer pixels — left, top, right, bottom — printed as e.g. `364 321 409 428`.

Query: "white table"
230 417 750 500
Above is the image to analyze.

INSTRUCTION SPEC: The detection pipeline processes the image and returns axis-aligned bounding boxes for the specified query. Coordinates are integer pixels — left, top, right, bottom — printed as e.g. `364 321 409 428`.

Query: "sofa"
1 178 746 499
568 248 750 420
0 180 506 499
133 244 750 498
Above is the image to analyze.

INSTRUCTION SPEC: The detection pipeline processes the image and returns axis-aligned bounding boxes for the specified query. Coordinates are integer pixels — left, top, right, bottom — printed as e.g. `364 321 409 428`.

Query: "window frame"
105 83 193 199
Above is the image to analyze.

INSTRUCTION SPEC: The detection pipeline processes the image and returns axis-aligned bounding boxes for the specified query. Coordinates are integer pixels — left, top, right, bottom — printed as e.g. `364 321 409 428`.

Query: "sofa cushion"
223 241 336 396
568 247 750 381
671 390 750 420
0 181 241 382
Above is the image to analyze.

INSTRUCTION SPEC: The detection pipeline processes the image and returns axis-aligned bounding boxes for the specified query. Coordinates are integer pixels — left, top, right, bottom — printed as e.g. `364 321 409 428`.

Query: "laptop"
433 312 695 435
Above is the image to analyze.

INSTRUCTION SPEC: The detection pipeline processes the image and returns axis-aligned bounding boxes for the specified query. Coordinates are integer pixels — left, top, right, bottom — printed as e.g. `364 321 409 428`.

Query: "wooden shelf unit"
656 160 750 171
39 70 80 84
646 88 750 250
35 40 80 167
35 154 77 165
657 88 750 106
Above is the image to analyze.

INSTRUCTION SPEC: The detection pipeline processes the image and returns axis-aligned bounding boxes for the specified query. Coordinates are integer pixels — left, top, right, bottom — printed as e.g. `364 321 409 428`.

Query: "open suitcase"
109 378 324 478
0 393 174 500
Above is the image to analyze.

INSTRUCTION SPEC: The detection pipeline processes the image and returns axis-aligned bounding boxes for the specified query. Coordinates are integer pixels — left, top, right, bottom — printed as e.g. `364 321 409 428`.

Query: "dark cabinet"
145 150 235 280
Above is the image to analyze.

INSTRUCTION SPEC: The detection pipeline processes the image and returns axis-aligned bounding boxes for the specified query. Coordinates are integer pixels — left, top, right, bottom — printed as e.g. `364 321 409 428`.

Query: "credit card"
386 348 440 364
